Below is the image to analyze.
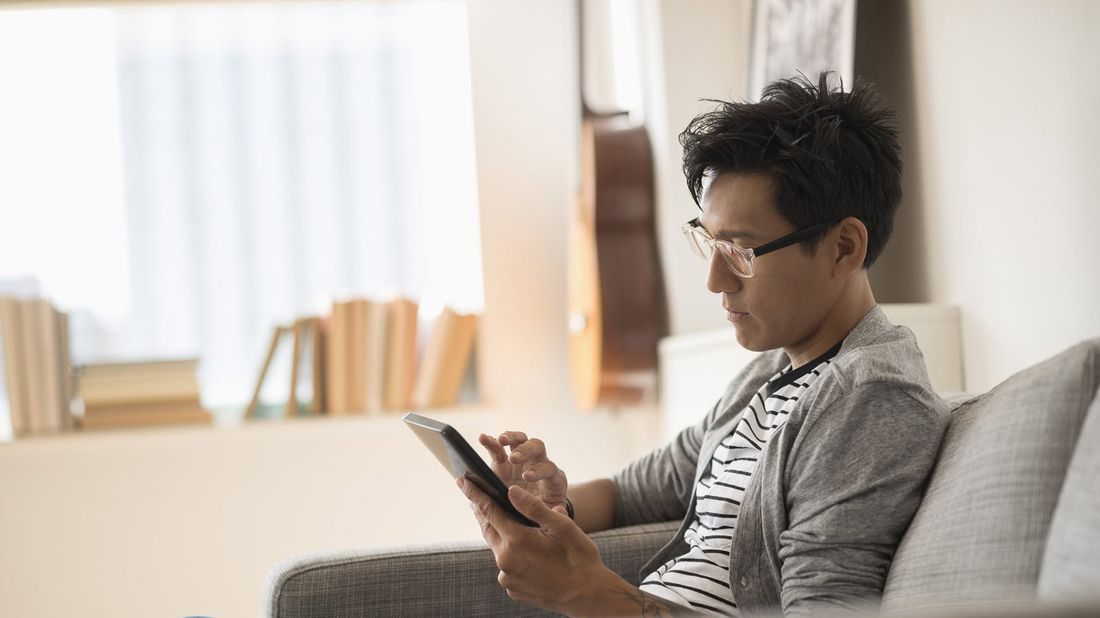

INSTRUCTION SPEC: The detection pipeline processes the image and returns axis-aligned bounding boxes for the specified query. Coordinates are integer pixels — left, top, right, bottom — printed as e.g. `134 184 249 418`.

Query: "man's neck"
785 278 877 369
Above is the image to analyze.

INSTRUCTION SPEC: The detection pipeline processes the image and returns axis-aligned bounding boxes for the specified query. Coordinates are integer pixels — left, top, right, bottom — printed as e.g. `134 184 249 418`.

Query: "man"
458 73 949 617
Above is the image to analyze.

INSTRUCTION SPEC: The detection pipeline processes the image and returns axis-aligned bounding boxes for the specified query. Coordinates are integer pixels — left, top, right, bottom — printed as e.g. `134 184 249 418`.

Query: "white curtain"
0 1 483 411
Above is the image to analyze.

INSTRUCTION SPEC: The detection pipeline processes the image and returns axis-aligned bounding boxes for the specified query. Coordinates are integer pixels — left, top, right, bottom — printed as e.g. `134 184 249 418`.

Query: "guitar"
568 0 669 411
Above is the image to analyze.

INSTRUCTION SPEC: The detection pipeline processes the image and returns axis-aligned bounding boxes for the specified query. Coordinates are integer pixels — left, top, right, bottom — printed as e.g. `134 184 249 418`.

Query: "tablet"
402 412 538 527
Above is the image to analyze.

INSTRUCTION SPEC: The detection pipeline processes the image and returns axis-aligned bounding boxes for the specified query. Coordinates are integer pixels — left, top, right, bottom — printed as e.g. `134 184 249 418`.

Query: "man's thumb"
508 485 567 527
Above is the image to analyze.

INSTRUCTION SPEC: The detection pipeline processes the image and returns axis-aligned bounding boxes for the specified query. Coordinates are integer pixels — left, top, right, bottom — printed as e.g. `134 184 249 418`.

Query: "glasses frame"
681 217 833 278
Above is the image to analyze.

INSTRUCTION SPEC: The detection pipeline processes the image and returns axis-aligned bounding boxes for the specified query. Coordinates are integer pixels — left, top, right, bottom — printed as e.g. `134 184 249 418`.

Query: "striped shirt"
639 342 842 616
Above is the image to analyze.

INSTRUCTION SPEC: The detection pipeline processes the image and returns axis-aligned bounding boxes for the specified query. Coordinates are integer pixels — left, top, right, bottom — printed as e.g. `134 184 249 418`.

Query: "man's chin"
732 323 778 353
732 325 762 352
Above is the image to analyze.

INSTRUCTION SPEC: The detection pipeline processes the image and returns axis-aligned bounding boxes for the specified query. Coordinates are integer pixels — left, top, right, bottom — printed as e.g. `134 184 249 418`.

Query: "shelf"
0 401 493 446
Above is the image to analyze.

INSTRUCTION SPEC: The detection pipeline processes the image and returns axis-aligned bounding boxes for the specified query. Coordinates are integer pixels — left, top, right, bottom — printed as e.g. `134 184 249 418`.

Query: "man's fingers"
476 505 502 546
458 477 503 546
499 431 528 449
478 433 508 464
521 460 560 481
508 485 569 529
508 437 547 463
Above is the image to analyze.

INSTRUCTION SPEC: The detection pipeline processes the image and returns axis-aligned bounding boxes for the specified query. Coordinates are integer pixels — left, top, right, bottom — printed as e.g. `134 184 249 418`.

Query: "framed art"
748 0 858 100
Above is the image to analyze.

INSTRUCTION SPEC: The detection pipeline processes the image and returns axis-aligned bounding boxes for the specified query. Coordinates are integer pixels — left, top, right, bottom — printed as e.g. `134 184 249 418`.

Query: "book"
347 299 366 412
79 372 200 405
78 356 206 428
244 317 324 419
79 402 211 430
0 297 74 436
81 358 198 382
34 299 66 432
327 301 353 414
347 299 389 414
20 298 45 433
79 358 201 419
245 325 284 418
57 311 73 431
363 300 388 413
411 308 478 409
0 296 29 436
84 399 204 418
309 317 325 414
317 315 332 414
384 298 419 410
287 319 303 417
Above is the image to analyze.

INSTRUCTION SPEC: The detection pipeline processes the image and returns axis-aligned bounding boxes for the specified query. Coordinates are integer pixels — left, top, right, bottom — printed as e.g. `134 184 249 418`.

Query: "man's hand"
457 477 706 618
477 431 569 513
457 475 607 615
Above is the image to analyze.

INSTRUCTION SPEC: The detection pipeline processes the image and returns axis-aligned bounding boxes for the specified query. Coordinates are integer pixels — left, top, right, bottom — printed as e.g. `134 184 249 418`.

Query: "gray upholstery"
264 340 1100 617
882 340 1100 612
1038 391 1100 601
263 520 679 617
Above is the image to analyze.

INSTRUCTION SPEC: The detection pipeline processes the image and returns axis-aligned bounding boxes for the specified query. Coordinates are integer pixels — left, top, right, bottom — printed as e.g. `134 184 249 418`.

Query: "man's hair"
679 72 902 267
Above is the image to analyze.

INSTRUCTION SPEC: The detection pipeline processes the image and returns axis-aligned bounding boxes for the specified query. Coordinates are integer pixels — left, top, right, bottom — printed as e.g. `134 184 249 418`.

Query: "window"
0 1 484 416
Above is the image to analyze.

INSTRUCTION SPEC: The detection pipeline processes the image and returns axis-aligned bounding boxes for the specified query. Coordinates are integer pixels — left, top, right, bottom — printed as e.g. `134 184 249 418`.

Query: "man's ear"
832 216 869 278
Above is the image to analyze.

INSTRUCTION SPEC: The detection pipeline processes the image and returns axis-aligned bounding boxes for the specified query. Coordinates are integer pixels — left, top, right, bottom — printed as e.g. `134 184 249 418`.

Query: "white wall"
864 0 1100 392
652 0 754 337
466 0 578 415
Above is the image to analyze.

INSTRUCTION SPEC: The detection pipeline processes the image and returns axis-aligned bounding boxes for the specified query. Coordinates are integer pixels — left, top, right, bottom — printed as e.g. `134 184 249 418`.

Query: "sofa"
262 339 1100 617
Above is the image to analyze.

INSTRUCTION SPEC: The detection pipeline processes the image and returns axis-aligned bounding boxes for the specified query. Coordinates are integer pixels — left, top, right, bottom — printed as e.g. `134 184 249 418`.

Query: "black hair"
679 72 902 267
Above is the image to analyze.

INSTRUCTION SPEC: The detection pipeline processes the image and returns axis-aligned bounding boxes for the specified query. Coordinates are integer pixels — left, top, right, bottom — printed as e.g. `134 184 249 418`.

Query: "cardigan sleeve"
609 395 718 528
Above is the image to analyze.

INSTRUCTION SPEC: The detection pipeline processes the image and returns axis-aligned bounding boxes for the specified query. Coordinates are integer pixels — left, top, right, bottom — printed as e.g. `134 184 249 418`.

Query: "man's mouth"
725 309 750 322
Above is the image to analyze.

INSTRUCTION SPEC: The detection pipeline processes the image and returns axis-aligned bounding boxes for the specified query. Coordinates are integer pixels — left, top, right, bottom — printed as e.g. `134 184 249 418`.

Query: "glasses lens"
716 243 754 277
683 223 754 277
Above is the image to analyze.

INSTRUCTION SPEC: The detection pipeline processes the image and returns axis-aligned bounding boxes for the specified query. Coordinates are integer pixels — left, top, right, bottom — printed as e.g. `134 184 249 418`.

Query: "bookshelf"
0 295 482 441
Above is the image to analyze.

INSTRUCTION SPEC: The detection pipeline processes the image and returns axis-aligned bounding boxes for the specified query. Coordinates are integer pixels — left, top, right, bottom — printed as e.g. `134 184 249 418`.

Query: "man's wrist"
565 566 702 618
562 564 628 618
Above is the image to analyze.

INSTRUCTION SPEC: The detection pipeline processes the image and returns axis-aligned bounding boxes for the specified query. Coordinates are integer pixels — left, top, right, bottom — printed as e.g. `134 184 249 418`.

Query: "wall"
651 0 754 338
466 0 579 415
862 0 1100 392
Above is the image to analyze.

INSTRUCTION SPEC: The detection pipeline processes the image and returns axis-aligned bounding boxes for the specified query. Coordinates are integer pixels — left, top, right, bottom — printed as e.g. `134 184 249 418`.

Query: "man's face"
699 171 836 353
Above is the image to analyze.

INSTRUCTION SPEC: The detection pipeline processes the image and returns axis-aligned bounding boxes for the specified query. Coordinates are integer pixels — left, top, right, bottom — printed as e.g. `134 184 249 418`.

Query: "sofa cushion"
1038 390 1100 600
881 339 1100 612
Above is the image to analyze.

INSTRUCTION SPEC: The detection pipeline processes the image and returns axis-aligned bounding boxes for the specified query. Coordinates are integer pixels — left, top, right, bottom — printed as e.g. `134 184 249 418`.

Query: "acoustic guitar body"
569 112 669 410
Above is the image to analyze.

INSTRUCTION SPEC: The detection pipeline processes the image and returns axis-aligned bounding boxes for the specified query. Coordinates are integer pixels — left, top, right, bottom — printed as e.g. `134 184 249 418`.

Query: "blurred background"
0 0 1098 616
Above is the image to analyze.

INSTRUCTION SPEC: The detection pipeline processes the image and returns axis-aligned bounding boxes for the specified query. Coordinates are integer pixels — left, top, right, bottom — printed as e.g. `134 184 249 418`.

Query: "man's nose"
706 252 744 294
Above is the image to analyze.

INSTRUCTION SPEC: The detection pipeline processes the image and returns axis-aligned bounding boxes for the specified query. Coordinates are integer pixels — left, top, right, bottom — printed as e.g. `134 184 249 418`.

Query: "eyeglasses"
681 217 832 278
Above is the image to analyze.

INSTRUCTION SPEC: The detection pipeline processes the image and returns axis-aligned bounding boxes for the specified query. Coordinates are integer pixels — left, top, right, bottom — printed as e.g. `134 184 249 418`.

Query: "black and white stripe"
640 344 840 616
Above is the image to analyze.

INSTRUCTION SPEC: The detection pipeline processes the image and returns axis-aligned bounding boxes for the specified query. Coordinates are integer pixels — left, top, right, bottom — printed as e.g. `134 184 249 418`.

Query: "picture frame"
747 0 858 100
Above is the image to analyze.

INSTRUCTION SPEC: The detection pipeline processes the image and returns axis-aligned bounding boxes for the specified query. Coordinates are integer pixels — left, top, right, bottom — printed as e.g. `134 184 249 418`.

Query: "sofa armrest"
262 520 679 618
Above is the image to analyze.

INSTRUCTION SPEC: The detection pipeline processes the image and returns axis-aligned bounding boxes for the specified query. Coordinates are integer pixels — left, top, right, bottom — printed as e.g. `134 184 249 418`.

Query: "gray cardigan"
612 306 949 616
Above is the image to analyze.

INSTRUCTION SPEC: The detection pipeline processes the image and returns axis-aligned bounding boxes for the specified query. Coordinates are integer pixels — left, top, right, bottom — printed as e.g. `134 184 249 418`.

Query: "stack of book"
246 298 479 418
76 359 211 429
0 295 73 437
